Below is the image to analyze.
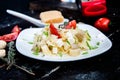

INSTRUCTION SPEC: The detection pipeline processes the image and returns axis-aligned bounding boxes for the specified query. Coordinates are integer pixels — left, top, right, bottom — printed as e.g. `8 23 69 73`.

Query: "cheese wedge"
40 10 64 23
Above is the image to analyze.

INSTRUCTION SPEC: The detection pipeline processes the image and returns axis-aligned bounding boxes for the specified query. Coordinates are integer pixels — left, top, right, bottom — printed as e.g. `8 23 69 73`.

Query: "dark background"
0 0 120 80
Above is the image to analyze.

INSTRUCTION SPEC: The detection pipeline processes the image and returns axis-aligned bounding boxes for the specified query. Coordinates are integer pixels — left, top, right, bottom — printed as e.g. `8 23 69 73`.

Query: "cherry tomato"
12 25 21 34
0 32 19 42
65 20 77 29
50 23 61 38
94 17 110 31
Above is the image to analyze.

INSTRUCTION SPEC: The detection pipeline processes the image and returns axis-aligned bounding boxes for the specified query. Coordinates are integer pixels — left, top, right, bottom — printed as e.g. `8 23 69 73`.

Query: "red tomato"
65 20 77 29
0 25 21 42
50 23 61 38
12 25 21 34
0 32 19 42
94 17 110 31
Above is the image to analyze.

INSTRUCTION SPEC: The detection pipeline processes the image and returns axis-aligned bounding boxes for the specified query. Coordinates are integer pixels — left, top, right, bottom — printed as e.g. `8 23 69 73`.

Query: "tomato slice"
12 25 21 34
0 32 19 42
65 20 77 29
0 25 21 42
94 17 110 31
50 23 61 38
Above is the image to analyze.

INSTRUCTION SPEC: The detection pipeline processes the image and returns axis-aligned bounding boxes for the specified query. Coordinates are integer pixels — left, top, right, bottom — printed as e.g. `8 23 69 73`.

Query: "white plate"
16 23 112 62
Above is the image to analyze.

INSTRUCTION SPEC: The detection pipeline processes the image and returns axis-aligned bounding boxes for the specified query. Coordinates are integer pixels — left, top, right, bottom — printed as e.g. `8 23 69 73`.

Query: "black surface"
0 1 120 80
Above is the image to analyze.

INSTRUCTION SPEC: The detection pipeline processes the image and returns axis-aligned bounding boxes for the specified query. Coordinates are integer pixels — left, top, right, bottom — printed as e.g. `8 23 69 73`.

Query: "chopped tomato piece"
0 25 21 42
65 20 77 29
50 23 61 38
12 25 21 34
0 32 19 42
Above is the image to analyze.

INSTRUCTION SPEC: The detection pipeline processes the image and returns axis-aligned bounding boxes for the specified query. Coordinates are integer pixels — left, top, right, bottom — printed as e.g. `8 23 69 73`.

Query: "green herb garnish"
66 40 70 45
58 52 63 57
85 30 91 41
0 41 35 75
28 42 33 44
82 51 88 55
86 41 98 50
96 42 100 46
33 47 39 55
43 31 48 37
64 22 68 26
41 54 45 57
91 46 98 50
45 24 49 27
86 41 92 50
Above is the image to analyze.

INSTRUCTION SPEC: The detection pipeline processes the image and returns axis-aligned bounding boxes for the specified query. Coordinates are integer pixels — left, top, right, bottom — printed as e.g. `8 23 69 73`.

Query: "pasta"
31 24 91 57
